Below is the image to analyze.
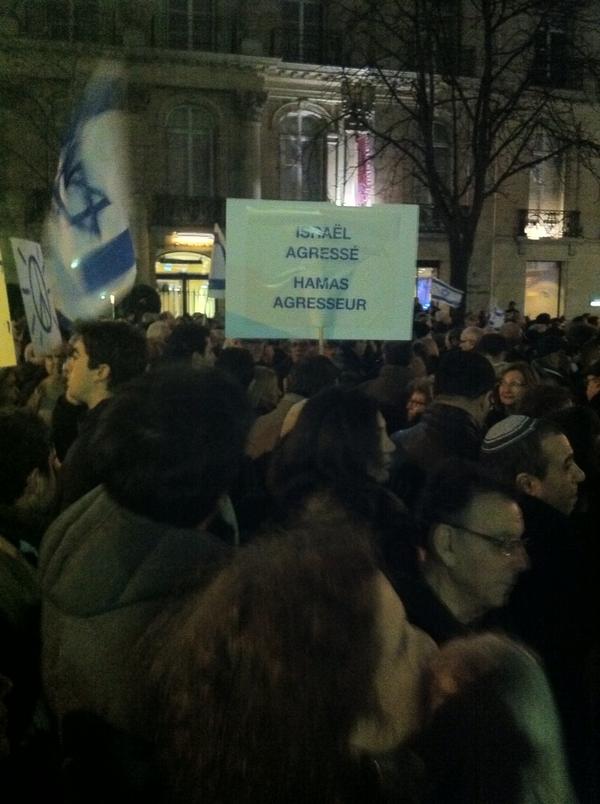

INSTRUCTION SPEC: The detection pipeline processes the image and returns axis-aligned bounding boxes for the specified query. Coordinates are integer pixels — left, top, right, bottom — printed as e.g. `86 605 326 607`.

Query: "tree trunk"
447 223 476 318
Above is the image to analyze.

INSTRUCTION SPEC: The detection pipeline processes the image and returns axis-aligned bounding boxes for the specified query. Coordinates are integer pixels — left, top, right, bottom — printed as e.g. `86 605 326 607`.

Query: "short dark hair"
383 341 414 367
480 419 563 487
148 527 380 803
518 385 573 418
434 351 496 399
478 333 507 358
416 459 518 549
215 347 255 390
76 320 147 391
162 323 209 362
0 408 51 505
91 366 252 527
286 355 339 398
587 358 600 378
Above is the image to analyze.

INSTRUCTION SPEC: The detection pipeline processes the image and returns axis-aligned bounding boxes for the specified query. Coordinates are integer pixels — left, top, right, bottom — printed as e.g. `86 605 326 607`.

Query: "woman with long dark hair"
148 529 436 804
267 385 417 578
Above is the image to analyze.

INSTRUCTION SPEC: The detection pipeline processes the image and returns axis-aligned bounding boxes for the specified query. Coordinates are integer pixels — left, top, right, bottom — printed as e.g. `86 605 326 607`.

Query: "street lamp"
341 77 375 131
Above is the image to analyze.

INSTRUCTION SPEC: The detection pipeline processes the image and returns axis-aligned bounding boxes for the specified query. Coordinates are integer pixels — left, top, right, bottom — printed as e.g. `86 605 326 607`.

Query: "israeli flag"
45 64 136 321
208 223 226 299
431 277 464 309
488 305 505 329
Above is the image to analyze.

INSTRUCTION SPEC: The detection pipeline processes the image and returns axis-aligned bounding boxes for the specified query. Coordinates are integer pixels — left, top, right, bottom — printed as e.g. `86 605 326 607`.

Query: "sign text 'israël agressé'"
273 224 366 311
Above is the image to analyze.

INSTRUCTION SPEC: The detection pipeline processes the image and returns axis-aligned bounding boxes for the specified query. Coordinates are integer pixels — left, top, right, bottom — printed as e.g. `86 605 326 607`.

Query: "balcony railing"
419 204 446 233
152 195 225 228
269 27 344 66
530 58 585 91
517 209 582 239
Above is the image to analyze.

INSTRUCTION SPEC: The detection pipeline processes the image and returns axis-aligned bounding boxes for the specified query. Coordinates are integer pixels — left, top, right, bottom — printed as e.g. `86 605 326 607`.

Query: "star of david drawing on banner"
10 238 62 355
25 248 54 334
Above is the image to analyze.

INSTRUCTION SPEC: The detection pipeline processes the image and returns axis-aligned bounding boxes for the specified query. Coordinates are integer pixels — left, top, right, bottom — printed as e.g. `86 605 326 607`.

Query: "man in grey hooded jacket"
39 365 252 737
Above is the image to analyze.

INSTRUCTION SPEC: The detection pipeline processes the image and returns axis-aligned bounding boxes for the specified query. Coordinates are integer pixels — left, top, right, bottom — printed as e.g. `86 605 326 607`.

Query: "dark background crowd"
1 297 599 803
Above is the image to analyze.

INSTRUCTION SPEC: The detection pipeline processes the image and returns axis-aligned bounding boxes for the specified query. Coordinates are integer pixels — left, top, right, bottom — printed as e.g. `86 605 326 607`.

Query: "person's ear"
516 471 543 498
95 363 111 384
431 523 456 568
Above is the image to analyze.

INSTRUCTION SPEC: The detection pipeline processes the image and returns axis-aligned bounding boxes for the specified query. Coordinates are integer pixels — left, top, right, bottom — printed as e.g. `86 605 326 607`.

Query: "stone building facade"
1 0 600 319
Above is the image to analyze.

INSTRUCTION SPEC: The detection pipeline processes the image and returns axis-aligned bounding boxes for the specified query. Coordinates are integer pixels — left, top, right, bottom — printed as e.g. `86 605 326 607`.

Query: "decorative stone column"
235 91 267 199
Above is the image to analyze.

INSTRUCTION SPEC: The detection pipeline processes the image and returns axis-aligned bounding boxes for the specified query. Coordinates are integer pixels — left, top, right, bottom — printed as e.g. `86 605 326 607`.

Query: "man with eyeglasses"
392 459 528 645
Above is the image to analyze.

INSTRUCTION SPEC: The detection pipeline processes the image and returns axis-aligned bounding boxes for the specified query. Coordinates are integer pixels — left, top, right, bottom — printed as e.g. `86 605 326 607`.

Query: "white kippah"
482 415 539 453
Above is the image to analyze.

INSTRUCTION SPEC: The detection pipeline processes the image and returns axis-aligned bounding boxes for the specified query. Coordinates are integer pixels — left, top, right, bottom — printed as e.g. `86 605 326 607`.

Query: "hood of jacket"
39 485 229 619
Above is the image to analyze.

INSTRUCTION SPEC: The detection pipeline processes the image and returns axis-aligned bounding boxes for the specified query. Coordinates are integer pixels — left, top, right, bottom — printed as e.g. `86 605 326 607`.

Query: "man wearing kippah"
481 415 590 798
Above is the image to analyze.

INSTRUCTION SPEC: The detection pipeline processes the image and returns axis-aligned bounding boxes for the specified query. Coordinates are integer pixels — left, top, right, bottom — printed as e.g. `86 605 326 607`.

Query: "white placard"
225 200 418 340
10 238 62 356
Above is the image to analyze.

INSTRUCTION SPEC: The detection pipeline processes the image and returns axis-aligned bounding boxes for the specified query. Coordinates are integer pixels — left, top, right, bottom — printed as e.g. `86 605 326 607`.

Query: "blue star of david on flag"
45 65 136 320
431 277 464 309
52 136 110 237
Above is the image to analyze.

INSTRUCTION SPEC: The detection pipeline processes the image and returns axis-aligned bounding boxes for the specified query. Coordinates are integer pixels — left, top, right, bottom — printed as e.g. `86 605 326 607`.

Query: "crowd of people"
0 301 599 802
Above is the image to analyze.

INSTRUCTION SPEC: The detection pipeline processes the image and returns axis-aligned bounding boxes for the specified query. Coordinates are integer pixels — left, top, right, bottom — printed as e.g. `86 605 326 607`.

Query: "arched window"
279 109 326 200
166 106 215 197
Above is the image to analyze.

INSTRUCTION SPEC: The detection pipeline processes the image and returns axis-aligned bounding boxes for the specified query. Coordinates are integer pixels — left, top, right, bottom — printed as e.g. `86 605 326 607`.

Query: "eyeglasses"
443 522 529 558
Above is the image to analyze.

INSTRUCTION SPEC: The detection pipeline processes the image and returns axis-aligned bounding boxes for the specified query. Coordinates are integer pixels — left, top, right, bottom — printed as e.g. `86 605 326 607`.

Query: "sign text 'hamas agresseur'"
226 200 418 340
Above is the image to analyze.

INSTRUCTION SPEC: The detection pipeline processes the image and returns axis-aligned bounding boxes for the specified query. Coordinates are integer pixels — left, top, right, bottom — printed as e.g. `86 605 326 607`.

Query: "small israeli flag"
208 223 226 299
431 277 464 309
45 64 136 321
488 305 505 329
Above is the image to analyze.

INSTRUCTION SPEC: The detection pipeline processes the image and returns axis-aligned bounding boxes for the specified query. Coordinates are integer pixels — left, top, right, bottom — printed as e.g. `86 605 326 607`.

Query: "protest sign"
11 238 62 356
226 200 418 340
0 248 17 368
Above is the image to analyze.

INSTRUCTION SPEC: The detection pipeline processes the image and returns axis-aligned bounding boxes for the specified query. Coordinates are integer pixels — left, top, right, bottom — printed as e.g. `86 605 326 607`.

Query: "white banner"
226 200 418 340
10 238 62 356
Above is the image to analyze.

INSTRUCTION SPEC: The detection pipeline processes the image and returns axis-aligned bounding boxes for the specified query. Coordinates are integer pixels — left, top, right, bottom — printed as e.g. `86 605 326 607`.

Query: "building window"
168 0 215 50
416 262 440 310
281 0 322 62
525 261 561 318
279 110 326 200
414 122 450 204
39 0 100 42
166 106 215 197
525 133 564 238
532 16 570 87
